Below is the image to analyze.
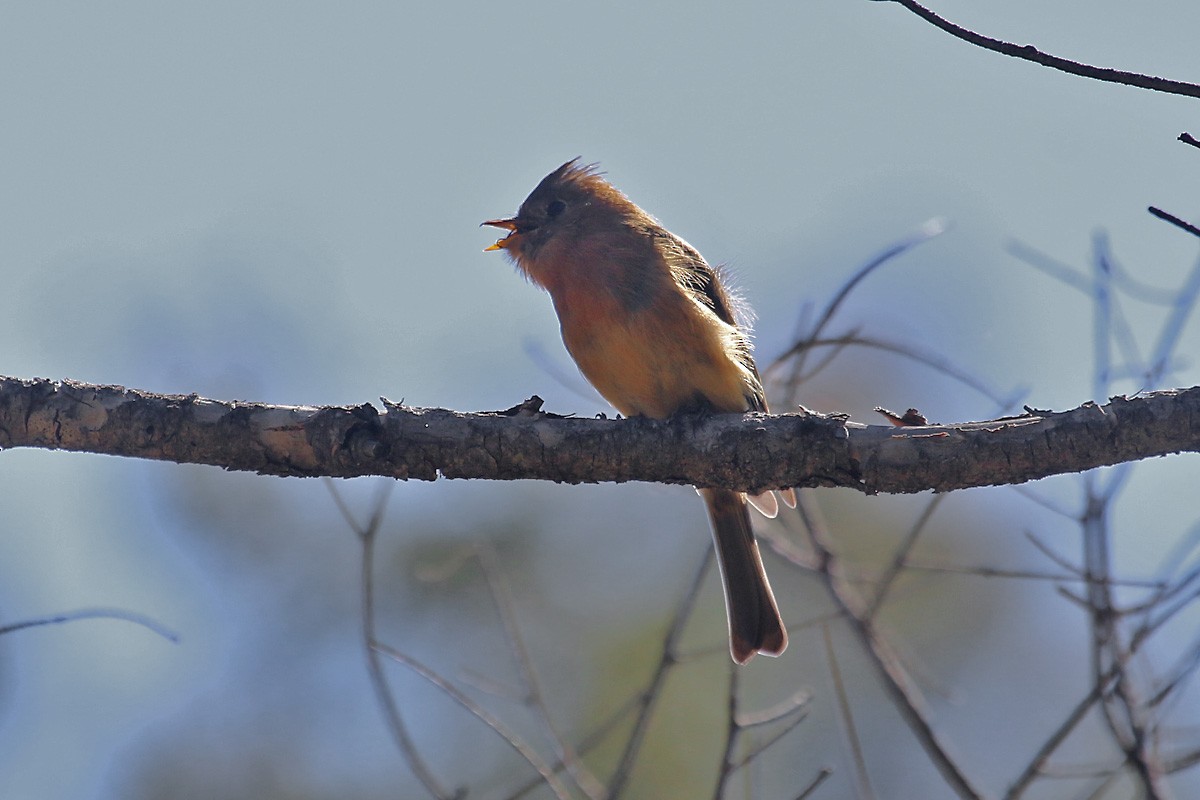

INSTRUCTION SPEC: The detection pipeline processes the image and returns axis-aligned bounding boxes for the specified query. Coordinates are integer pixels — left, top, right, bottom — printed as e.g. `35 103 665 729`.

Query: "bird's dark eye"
546 199 566 218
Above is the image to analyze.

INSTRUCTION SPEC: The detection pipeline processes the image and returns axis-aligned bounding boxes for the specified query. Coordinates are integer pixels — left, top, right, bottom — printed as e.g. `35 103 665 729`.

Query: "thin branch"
714 671 810 795
335 480 460 800
1153 522 1200 585
477 544 607 800
900 560 1163 589
1135 578 1200 648
796 768 835 800
1010 484 1077 520
1065 236 1186 798
1149 207 1200 240
1149 632 1200 711
795 493 987 799
866 494 945 619
770 217 950 404
823 622 876 800
774 217 949 364
1024 530 1085 578
606 548 712 798
1147 253 1200 386
777 332 1022 410
0 607 179 643
1009 238 1184 308
877 0 1200 99
1095 234 1148 380
373 642 574 800
505 693 644 800
736 690 812 730
1004 675 1111 799
714 664 742 800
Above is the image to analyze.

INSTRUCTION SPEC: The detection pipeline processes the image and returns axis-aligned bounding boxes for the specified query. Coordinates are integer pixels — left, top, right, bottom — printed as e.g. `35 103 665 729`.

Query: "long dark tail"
699 488 787 664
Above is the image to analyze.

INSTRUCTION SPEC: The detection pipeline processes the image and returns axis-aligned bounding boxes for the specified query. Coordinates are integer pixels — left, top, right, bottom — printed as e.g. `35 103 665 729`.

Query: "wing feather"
645 227 768 411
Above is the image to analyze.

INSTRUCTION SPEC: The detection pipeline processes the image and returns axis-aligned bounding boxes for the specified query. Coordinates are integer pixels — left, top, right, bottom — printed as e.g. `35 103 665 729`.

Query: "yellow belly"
559 290 753 419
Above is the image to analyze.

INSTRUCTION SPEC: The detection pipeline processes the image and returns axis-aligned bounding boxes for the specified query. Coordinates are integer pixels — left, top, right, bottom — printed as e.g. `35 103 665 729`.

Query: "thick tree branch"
0 376 1196 495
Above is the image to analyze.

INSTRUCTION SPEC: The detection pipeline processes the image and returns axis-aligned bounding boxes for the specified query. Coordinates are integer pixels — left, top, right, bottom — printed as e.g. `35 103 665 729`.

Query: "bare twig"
713 670 809 797
876 0 1200 99
1149 633 1200 711
505 694 644 800
1024 530 1085 578
1009 484 1077 520
775 332 1022 410
729 706 815 772
1147 254 1200 386
330 480 460 800
477 544 607 799
607 549 712 797
1050 214 1200 797
865 494 945 619
1149 207 1200 240
1095 235 1149 381
770 217 950 404
903 559 1163 588
823 622 876 800
0 607 179 642
795 493 987 800
796 768 835 800
373 642 574 800
736 690 812 730
1010 237 1184 308
714 664 742 800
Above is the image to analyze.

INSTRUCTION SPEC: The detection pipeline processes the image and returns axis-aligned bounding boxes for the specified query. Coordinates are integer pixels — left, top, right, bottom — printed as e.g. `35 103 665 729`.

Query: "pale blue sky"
0 3 1197 798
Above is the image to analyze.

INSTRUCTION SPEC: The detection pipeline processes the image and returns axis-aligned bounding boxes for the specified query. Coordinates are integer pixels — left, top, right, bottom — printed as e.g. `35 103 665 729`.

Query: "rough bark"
0 376 1196 495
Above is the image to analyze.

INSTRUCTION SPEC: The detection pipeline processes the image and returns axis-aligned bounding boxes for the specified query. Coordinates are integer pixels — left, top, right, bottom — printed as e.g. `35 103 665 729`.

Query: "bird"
483 159 790 664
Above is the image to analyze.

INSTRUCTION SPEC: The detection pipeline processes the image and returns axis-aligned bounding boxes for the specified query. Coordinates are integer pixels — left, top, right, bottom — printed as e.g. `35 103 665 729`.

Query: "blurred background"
0 2 1197 798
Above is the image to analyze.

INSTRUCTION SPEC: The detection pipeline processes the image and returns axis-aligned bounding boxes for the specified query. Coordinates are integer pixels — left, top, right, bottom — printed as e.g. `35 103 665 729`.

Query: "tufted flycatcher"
484 159 789 664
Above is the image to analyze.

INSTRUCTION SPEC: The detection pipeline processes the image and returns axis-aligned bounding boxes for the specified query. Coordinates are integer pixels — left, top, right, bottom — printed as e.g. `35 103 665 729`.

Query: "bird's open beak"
481 218 518 251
